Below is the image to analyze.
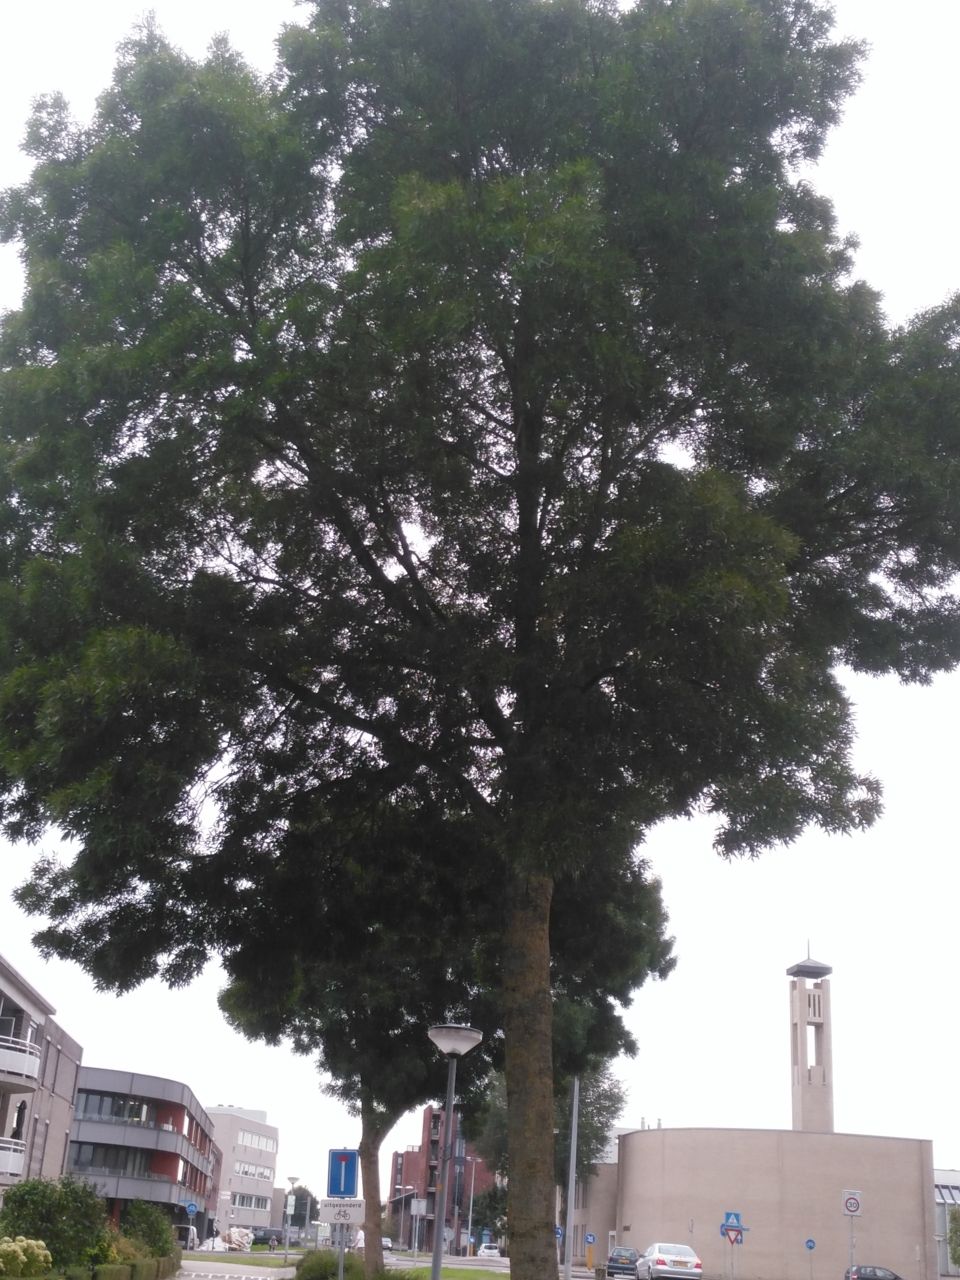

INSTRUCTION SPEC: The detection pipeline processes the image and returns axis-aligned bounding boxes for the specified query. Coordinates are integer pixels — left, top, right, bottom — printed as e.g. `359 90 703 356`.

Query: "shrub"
130 1259 159 1280
0 1238 26 1278
120 1204 174 1259
0 1178 109 1268
93 1265 133 1280
0 1237 53 1278
296 1250 366 1280
104 1231 144 1264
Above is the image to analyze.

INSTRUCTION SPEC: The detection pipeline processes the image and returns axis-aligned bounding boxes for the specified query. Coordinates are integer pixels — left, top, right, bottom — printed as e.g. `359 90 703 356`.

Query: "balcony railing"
0 1036 41 1083
75 1113 179 1132
0 1137 27 1178
69 1163 173 1182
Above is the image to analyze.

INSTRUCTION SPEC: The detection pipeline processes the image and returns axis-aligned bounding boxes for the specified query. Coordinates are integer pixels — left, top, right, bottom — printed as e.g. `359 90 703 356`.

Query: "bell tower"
787 954 834 1132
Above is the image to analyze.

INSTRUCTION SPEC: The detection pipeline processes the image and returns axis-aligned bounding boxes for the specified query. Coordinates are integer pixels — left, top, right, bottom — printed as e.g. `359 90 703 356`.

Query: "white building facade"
206 1106 278 1233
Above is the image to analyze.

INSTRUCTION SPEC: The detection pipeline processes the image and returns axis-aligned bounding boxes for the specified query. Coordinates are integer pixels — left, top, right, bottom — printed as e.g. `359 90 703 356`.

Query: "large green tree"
470 1063 625 1187
3 5 960 1280
217 799 671 1274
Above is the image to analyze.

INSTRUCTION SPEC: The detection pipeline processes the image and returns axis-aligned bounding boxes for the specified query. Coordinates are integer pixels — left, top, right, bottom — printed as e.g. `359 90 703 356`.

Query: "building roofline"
0 950 56 1015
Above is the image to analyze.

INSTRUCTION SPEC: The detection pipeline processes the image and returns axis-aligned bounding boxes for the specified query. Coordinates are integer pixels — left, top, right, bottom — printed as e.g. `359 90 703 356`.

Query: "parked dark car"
608 1247 642 1280
845 1268 905 1280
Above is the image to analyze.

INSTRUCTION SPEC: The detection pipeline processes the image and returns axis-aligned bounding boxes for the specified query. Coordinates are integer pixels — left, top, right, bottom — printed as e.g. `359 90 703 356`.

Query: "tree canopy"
3 3 960 1278
217 797 671 1271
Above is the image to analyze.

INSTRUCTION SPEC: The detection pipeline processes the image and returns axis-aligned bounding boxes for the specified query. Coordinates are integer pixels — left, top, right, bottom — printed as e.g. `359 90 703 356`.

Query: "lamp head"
427 1024 483 1057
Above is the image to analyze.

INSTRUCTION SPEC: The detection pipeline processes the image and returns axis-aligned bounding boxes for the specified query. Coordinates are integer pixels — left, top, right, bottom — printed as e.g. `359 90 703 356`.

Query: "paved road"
181 1261 298 1280
180 1255 594 1280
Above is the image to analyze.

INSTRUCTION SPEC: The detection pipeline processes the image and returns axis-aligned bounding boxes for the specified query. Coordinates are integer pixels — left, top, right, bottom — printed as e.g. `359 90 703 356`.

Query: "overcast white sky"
2 0 960 1210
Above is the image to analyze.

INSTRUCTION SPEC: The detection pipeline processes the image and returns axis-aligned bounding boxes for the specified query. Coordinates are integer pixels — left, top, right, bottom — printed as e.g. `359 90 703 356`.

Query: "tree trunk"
503 869 556 1280
359 1100 385 1278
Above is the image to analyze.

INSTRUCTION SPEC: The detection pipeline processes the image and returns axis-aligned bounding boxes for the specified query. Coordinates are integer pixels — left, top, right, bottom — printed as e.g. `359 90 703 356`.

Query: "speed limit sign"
842 1191 862 1217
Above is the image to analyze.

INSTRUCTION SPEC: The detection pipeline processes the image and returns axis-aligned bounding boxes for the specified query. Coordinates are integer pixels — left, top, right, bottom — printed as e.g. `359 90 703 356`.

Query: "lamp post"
284 1176 299 1265
428 1024 482 1280
465 1157 478 1257
396 1185 414 1252
563 1076 580 1280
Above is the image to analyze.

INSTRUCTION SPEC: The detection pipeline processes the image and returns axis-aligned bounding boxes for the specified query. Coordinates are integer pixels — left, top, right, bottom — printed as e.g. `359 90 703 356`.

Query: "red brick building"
388 1105 495 1254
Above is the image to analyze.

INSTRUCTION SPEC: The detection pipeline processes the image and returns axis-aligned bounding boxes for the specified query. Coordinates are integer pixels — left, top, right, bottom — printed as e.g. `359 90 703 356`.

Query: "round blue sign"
186 1202 198 1216
585 1234 597 1245
805 1239 816 1251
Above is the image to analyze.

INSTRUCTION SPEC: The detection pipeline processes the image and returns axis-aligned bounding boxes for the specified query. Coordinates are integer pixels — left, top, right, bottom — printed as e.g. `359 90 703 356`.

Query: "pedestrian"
269 1237 278 1253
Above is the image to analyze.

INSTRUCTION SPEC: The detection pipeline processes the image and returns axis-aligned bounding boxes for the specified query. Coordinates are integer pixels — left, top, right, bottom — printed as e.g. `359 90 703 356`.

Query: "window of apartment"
234 1160 274 1180
237 1129 277 1153
76 1092 158 1125
69 1142 152 1178
231 1193 271 1211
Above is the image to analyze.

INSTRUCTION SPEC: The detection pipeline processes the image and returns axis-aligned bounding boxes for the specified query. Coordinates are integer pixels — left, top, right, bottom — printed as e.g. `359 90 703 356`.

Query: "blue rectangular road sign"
328 1149 359 1198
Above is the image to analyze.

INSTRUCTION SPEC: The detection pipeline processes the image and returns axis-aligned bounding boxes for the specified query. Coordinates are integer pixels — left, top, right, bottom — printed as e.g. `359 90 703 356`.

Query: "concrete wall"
611 1128 937 1280
570 1160 619 1263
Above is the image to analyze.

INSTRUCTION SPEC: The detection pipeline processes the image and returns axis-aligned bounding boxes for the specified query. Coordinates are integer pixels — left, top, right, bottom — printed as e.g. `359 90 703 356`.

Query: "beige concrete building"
571 958 938 1280
612 1126 935 1280
0 951 82 1190
206 1105 278 1233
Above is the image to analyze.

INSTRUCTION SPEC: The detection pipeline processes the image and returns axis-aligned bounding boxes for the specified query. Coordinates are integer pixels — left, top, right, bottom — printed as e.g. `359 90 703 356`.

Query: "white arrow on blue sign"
328 1149 359 1198
185 1202 198 1216
805 1240 816 1251
585 1234 597 1245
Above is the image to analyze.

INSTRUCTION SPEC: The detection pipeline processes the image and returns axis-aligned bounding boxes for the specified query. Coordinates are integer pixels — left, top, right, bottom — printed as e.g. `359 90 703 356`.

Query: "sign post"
721 1211 748 1280
327 1151 361 1280
842 1191 861 1280
411 1198 427 1261
805 1237 816 1280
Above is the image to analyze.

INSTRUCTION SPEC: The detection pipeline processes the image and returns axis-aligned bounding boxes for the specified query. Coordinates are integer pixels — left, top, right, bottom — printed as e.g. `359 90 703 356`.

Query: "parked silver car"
639 1243 703 1280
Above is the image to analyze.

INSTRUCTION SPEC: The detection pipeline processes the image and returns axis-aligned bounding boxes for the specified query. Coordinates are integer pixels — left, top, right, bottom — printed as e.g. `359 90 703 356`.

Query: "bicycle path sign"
319 1198 365 1224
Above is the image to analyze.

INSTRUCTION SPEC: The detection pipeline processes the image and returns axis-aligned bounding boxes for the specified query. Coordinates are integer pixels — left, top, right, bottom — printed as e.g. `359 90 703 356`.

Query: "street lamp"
284 1176 299 1264
428 1024 483 1280
465 1157 478 1258
396 1185 414 1252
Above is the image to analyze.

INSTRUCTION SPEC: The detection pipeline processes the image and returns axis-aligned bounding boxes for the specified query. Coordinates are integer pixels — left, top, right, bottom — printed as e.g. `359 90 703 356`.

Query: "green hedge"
64 1269 92 1280
296 1250 366 1280
130 1259 159 1280
94 1266 134 1280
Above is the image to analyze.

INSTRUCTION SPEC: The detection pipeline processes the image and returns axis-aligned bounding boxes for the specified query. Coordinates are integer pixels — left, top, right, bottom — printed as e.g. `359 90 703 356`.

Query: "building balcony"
0 1137 27 1179
68 1166 190 1207
72 1117 213 1175
0 1036 41 1094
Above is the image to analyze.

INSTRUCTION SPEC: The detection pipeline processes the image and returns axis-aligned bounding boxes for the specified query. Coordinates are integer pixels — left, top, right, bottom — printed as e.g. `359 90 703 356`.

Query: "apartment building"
206 1106 278 1234
389 1107 494 1253
0 951 82 1192
69 1066 219 1242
